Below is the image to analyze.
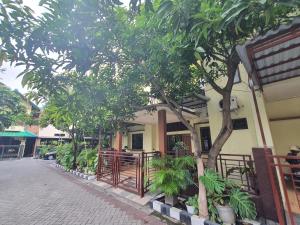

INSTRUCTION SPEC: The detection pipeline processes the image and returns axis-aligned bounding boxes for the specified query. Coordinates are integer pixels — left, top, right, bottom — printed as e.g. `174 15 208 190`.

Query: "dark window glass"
232 118 248 130
54 133 65 137
132 133 143 150
167 122 188 132
200 127 212 152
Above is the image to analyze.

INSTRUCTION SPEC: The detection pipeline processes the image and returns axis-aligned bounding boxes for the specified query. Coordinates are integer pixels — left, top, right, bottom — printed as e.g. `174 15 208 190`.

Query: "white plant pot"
186 205 196 215
216 205 236 225
165 195 178 206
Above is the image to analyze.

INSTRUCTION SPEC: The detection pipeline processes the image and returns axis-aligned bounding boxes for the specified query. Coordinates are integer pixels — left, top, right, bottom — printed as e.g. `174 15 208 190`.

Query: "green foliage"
172 141 189 152
0 83 26 131
77 148 98 174
56 144 74 170
186 195 198 211
151 156 196 196
199 170 257 221
38 145 54 158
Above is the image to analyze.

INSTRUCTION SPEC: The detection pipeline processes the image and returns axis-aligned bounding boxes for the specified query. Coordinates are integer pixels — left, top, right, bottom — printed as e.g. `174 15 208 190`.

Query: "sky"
0 0 131 93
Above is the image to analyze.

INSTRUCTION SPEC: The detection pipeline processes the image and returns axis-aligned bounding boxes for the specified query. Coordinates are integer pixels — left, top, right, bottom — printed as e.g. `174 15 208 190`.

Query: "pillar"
114 131 123 152
158 110 167 155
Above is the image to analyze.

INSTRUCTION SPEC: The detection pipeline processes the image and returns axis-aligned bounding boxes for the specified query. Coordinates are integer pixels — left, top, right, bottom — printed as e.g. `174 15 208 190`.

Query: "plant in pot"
200 170 257 224
185 195 198 215
151 155 195 206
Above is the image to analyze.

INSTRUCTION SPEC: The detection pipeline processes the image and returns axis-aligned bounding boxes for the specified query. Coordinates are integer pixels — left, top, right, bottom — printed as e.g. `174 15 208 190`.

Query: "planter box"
149 200 216 225
87 175 96 180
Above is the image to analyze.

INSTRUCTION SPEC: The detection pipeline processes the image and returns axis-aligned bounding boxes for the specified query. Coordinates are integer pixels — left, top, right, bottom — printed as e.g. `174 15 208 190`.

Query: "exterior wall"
266 97 300 155
38 125 70 139
205 64 261 155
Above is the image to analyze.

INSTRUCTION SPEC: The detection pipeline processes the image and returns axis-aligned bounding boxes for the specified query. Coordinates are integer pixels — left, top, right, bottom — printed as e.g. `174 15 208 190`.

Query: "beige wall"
265 96 300 155
205 64 260 155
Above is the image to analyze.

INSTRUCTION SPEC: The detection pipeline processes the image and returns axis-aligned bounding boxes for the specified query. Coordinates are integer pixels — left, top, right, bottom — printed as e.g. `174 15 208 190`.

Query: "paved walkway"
0 159 166 225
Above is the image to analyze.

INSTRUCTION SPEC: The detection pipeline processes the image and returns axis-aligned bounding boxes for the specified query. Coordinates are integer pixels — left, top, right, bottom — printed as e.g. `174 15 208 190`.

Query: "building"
105 18 300 224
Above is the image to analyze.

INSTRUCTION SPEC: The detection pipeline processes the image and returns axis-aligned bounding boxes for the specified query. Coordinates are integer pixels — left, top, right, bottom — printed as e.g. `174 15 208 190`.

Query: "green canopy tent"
0 131 37 157
0 131 37 138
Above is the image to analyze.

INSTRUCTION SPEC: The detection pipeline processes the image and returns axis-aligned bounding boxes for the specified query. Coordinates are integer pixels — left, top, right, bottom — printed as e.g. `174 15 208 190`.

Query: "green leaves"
229 189 257 219
0 83 26 131
151 156 196 197
199 169 257 221
199 169 225 194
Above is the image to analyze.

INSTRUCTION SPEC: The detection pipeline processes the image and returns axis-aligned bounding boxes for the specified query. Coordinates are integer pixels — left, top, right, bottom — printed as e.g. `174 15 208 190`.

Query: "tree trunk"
191 130 208 218
206 53 239 169
97 127 102 179
72 138 78 169
197 157 208 218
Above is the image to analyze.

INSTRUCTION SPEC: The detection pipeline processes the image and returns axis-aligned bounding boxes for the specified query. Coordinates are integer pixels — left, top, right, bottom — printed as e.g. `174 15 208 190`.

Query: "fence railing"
0 145 25 160
266 154 300 225
167 151 256 194
204 153 257 194
97 150 160 197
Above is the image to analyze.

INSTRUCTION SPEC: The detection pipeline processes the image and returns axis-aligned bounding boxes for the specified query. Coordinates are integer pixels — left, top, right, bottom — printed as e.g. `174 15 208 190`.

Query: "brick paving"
0 159 166 225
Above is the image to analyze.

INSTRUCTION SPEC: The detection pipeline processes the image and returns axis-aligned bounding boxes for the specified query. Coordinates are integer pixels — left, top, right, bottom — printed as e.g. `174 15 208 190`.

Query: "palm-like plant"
151 155 196 197
199 170 257 221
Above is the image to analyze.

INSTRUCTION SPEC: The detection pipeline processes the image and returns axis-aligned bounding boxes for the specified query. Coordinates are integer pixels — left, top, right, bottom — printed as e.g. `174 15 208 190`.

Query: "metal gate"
266 151 300 225
0 145 25 160
97 150 160 197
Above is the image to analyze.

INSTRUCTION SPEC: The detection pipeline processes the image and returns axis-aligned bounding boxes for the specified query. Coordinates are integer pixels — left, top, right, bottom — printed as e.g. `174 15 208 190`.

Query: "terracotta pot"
216 205 236 225
186 205 196 214
164 195 178 206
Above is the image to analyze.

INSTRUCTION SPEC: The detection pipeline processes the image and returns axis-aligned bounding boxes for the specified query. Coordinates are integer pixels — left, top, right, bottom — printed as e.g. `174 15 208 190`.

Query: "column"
158 110 167 155
114 131 123 152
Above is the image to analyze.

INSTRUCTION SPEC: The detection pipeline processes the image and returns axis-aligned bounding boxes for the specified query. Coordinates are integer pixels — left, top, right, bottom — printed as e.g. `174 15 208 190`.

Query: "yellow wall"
269 119 300 155
204 64 260 155
265 96 300 155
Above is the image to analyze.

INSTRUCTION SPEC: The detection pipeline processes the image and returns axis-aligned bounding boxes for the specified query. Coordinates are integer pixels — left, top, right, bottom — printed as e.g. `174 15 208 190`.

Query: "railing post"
219 154 224 178
277 157 295 225
0 145 3 160
140 152 145 198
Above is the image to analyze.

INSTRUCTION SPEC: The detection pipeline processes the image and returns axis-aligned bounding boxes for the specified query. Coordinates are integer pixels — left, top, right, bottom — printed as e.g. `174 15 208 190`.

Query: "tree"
0 83 25 131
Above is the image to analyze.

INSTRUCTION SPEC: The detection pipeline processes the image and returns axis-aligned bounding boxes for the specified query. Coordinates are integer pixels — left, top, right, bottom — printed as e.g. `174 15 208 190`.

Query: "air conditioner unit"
218 96 239 111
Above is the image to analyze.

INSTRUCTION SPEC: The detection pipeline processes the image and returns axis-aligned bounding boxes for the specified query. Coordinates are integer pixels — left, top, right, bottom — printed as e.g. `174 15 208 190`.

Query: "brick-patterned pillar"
158 110 167 155
114 131 123 152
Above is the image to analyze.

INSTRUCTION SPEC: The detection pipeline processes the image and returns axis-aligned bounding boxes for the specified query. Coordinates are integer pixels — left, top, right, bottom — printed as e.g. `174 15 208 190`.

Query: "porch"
237 17 300 225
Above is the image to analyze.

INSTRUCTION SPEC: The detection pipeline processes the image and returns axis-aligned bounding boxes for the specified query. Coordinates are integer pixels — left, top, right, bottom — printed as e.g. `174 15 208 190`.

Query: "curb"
55 163 96 181
149 200 218 225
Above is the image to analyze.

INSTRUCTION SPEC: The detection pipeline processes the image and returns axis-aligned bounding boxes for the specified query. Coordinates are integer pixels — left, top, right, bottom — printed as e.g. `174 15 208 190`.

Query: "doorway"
200 127 212 152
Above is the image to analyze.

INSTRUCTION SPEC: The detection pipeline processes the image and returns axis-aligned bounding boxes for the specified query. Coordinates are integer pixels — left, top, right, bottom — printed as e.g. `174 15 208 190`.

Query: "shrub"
151 156 196 197
56 144 74 170
77 148 98 173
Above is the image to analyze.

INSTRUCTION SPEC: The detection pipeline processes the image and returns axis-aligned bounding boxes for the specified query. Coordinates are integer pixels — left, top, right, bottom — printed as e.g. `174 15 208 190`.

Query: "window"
167 122 188 132
54 133 65 137
132 133 143 150
232 118 248 130
234 68 241 84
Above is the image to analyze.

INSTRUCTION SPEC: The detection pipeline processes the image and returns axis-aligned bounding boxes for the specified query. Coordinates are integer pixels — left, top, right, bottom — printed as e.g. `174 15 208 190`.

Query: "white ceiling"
263 76 300 102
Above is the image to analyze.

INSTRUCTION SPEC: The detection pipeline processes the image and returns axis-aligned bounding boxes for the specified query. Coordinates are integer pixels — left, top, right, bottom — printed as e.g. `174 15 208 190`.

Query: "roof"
0 131 37 138
236 17 300 87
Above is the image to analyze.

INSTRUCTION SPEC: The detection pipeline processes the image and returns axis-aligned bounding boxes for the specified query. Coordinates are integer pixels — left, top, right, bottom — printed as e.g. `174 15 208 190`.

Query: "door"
200 127 212 152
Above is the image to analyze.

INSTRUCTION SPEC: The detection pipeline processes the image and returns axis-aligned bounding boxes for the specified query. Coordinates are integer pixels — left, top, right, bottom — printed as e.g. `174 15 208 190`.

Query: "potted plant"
151 156 195 206
200 170 257 224
172 141 190 157
185 195 198 215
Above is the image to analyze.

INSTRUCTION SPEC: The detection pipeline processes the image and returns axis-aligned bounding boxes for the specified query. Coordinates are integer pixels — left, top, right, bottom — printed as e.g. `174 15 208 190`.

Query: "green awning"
0 131 37 138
